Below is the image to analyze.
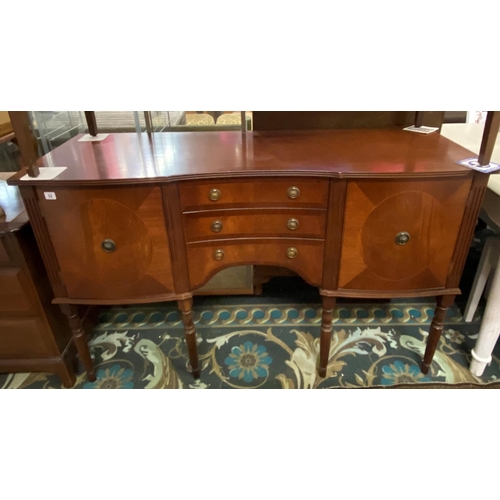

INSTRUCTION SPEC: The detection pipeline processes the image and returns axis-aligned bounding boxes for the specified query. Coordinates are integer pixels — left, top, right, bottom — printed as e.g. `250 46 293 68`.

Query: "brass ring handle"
101 239 116 253
395 232 410 245
209 188 221 201
287 186 300 199
214 249 225 261
287 218 299 230
286 247 298 259
211 220 223 233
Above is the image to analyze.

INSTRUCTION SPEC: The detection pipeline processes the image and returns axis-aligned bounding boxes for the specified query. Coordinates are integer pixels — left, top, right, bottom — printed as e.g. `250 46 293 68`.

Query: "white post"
464 237 499 322
470 255 500 376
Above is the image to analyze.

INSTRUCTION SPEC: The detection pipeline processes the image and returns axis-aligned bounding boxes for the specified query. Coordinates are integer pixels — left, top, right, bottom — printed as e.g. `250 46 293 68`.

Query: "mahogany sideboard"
7 128 489 382
0 175 76 387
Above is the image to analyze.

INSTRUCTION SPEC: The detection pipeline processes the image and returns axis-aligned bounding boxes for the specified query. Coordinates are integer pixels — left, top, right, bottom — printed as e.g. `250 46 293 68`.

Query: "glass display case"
30 111 251 155
30 111 86 154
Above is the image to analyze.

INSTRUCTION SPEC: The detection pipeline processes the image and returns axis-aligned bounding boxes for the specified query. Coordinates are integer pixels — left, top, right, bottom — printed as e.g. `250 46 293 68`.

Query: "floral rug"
2 295 499 389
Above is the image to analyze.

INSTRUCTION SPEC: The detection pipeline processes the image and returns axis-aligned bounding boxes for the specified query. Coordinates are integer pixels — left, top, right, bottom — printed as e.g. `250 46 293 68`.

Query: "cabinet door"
338 178 471 291
37 186 175 300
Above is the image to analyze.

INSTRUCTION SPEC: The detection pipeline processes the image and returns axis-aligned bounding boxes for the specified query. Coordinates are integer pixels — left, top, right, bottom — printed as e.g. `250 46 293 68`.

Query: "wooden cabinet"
7 129 488 382
0 178 76 387
0 267 40 313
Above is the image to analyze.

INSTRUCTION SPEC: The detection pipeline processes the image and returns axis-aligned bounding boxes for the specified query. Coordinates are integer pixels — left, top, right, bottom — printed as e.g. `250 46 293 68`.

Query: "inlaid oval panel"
37 186 175 300
361 191 444 281
338 178 472 291
65 198 153 287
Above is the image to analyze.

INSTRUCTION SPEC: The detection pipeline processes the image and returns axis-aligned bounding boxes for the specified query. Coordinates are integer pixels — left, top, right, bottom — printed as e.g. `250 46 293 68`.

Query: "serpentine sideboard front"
7 129 489 382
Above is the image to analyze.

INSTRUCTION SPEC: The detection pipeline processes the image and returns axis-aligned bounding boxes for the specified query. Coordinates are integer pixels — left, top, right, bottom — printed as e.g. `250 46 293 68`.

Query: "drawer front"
179 178 329 211
0 267 38 314
338 178 472 291
187 239 324 289
184 209 327 242
0 317 54 358
37 186 175 300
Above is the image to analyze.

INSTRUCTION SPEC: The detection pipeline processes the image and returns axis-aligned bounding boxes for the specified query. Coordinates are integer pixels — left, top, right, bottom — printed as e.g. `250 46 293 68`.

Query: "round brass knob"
395 232 410 245
214 249 225 261
286 247 298 259
101 239 116 253
209 188 221 201
287 218 299 230
287 186 300 199
211 220 223 233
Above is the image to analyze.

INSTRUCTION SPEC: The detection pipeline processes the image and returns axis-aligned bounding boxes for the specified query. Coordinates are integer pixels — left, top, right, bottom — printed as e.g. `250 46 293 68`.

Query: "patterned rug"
1 293 499 389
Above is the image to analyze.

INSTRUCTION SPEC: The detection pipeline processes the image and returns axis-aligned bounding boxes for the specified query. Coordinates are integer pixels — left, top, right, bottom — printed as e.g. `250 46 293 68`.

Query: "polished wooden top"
0 174 28 232
8 129 476 186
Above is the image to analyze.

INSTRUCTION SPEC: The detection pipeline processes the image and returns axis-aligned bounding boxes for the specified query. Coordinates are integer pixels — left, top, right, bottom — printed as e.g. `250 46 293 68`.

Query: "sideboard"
7 128 489 382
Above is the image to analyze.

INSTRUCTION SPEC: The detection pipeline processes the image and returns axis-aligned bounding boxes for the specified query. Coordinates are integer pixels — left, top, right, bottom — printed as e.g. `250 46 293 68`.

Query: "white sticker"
78 134 109 142
403 125 439 134
20 167 67 181
44 192 57 200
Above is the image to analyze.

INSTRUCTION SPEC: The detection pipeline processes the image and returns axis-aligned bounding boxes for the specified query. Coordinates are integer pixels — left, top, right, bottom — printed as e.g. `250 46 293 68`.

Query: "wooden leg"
59 304 96 382
8 111 39 177
177 298 200 379
470 258 500 376
422 295 455 374
84 111 98 136
318 296 336 378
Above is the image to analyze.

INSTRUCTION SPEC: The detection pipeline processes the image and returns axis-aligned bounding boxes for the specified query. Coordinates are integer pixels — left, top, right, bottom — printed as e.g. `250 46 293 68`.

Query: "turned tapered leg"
177 298 200 379
422 295 455 374
59 304 96 382
318 296 336 378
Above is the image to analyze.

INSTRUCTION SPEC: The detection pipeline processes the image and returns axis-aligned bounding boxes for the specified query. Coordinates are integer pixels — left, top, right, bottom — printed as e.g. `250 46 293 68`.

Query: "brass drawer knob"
211 220 223 232
287 186 300 199
101 239 116 253
287 218 299 230
209 188 221 201
214 249 225 261
395 232 410 245
286 247 298 259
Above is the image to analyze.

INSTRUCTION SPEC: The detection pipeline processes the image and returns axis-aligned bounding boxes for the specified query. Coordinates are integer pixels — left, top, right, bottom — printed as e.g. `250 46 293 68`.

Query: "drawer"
187 239 324 289
0 317 55 358
183 209 327 242
0 267 38 314
179 178 329 212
